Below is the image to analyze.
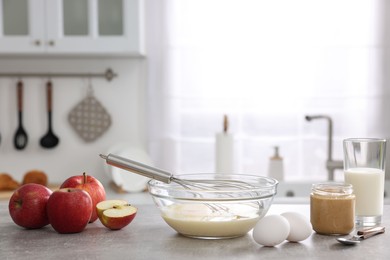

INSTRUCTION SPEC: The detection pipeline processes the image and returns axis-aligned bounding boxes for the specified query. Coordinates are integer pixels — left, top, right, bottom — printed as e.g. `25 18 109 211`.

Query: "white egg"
281 212 312 242
252 215 290 247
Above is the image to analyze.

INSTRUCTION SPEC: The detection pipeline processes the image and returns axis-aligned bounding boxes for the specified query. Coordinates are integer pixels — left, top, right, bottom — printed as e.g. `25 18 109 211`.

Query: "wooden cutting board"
0 184 60 200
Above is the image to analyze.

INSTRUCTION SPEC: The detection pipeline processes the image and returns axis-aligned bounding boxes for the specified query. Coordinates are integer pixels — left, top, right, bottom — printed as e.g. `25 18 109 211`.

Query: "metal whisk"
99 153 257 191
100 153 278 219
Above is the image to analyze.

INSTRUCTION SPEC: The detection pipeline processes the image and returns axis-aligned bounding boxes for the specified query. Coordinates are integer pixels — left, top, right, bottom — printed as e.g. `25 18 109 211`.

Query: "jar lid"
312 182 353 196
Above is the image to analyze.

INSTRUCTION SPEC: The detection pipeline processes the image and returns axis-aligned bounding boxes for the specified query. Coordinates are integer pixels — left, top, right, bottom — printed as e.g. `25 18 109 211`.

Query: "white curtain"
146 0 388 181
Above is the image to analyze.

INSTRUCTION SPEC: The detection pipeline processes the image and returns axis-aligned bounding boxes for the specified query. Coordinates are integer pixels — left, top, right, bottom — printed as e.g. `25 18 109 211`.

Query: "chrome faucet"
305 115 343 181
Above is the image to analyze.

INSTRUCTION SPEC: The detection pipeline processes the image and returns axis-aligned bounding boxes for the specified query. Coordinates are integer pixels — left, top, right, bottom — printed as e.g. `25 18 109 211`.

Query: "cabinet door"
45 0 144 56
0 0 45 53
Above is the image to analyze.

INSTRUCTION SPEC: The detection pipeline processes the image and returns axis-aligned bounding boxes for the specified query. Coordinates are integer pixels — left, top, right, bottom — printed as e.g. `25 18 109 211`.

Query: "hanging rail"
0 68 117 82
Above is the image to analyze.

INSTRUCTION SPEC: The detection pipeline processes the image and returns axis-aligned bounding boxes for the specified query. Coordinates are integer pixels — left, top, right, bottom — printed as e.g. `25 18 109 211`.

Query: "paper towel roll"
215 132 234 173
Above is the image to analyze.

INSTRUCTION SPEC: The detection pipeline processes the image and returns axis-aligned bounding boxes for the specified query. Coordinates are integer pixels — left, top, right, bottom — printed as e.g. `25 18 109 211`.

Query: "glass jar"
310 182 355 235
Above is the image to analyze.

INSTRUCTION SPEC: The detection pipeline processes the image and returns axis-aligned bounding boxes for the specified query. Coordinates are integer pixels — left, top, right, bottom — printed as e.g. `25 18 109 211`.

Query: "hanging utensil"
40 80 59 148
13 80 28 150
68 78 111 142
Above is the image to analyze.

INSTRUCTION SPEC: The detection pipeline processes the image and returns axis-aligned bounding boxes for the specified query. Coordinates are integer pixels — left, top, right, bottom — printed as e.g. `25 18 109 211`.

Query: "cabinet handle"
48 40 55 46
34 40 41 46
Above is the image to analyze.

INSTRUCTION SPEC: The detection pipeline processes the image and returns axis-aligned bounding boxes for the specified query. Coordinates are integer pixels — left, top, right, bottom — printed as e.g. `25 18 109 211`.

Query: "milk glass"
343 138 386 227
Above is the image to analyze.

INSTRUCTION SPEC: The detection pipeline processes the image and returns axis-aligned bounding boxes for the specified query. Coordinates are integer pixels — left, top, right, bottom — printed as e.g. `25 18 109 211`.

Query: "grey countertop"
1 192 389 260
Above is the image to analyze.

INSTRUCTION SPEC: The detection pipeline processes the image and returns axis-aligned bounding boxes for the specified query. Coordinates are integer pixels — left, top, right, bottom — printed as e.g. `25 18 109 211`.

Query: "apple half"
96 200 137 230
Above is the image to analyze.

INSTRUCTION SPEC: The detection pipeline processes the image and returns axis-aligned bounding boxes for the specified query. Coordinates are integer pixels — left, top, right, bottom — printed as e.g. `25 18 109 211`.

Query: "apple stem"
15 199 23 207
83 172 87 184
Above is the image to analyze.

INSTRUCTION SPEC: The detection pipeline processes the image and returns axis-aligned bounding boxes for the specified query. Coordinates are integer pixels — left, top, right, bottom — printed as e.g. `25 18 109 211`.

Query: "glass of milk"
343 138 386 227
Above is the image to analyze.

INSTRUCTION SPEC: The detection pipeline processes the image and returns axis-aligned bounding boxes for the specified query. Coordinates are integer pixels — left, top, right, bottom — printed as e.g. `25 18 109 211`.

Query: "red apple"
8 183 52 229
47 188 92 234
96 200 137 230
60 172 106 223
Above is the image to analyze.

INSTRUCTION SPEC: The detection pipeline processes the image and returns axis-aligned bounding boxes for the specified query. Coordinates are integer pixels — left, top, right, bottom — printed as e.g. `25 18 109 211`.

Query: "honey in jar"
310 182 355 235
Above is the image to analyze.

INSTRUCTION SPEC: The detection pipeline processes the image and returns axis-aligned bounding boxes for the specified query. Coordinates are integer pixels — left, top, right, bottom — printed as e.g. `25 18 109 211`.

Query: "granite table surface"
1 193 389 260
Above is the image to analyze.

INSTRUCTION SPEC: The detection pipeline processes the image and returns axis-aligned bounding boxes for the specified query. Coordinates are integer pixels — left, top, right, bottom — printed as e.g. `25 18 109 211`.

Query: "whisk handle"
100 153 172 183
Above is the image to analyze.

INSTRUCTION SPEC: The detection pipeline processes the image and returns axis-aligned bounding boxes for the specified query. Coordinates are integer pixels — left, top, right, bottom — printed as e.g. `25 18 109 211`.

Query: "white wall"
0 57 147 185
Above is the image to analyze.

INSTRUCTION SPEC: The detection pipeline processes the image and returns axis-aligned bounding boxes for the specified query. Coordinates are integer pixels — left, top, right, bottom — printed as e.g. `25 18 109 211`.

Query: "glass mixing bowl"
148 174 278 239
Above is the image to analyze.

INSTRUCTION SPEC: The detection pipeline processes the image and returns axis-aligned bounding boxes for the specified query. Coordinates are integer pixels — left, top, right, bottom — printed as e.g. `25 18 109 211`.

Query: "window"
146 0 388 181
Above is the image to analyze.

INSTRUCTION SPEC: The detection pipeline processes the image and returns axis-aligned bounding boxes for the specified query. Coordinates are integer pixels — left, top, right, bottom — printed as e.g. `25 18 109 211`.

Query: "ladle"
336 226 385 245
40 80 59 148
13 80 28 150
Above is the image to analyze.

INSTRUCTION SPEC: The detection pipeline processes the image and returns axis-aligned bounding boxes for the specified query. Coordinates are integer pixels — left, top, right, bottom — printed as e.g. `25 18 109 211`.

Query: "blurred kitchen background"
1 0 390 187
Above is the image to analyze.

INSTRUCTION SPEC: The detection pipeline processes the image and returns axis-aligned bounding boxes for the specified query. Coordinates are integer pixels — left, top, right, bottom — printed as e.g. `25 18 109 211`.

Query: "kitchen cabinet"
0 0 144 56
